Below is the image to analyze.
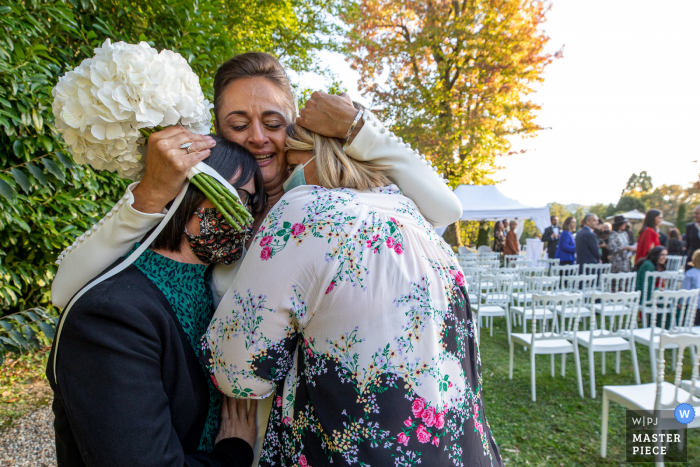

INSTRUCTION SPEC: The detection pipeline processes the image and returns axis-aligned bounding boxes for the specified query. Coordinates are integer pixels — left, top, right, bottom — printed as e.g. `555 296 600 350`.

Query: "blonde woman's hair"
692 249 700 269
285 103 391 191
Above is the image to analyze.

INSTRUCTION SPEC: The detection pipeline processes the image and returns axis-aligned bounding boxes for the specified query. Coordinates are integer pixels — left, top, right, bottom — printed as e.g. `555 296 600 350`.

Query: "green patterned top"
129 244 221 452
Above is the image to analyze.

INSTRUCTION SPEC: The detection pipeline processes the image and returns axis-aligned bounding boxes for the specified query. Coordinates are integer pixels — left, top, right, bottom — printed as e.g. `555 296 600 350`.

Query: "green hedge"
0 0 339 359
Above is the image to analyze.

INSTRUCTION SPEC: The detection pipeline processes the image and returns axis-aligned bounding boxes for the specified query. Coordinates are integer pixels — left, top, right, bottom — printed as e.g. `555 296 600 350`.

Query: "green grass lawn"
479 319 699 466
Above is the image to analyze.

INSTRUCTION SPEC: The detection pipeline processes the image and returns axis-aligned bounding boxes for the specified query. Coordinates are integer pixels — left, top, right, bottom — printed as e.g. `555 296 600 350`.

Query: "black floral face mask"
185 208 253 265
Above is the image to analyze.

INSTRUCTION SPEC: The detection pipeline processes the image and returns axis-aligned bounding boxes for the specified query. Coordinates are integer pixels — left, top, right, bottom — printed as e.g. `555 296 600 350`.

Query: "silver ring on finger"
180 142 193 154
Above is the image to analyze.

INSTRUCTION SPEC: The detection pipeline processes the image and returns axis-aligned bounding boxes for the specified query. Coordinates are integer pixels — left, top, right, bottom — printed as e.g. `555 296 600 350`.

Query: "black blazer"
687 223 700 268
542 226 560 259
47 263 253 467
575 227 600 272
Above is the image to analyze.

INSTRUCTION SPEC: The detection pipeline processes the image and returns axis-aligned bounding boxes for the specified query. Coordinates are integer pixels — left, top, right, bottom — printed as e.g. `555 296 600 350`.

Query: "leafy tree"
676 203 687 233
621 171 653 197
342 0 560 186
0 0 340 360
615 196 646 214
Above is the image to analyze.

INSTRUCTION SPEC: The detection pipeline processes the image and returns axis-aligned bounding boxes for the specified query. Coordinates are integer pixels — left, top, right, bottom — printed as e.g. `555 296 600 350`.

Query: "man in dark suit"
686 205 700 269
542 215 560 259
576 213 601 273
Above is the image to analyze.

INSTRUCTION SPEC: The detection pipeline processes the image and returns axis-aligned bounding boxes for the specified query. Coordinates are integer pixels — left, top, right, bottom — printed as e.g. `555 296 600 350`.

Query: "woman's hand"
297 92 364 144
215 397 258 449
132 127 216 213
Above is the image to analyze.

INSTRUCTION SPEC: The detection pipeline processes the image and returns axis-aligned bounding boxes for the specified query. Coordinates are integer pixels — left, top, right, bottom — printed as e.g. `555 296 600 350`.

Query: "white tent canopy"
605 209 674 226
437 185 551 236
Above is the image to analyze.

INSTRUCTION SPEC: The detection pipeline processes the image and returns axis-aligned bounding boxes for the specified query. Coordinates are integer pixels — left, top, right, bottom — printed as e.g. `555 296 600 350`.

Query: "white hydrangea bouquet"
52 39 252 230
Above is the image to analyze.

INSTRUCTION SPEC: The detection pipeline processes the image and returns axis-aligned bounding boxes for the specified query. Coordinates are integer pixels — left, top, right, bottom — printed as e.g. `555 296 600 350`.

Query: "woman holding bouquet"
51 52 461 309
201 117 502 466
48 139 261 466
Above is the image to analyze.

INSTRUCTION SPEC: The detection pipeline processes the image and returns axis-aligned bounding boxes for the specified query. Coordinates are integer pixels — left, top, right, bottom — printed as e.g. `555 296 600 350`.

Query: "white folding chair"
640 272 684 328
537 258 560 271
457 246 471 256
509 292 585 401
463 267 482 311
478 251 499 259
510 258 532 268
632 289 699 382
575 291 641 398
558 274 598 330
583 263 612 290
504 254 522 268
666 255 686 272
599 272 636 294
550 264 580 290
477 245 494 255
512 267 545 294
601 332 700 458
511 276 560 333
477 274 513 342
476 259 500 269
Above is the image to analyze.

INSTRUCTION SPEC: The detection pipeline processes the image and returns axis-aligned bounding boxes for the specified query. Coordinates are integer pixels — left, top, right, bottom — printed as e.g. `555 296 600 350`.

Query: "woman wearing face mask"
201 118 503 467
47 139 260 467
51 53 462 309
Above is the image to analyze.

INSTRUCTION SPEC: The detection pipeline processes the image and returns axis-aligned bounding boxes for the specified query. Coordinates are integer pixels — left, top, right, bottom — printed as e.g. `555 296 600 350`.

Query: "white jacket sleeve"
50 182 165 308
345 110 462 228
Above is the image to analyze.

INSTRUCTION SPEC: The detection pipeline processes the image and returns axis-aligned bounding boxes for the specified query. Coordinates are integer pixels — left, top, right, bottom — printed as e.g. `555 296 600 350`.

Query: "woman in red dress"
635 209 663 265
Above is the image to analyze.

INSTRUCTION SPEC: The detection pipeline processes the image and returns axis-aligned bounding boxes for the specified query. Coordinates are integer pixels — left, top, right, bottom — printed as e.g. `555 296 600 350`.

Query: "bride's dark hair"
213 52 295 123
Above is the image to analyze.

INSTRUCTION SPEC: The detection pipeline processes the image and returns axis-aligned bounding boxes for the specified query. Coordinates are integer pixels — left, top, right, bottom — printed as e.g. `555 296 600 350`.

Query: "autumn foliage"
343 0 561 186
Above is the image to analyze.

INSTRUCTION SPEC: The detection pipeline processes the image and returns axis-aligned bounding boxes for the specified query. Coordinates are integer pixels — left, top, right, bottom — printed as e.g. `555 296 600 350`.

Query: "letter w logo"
679 409 691 419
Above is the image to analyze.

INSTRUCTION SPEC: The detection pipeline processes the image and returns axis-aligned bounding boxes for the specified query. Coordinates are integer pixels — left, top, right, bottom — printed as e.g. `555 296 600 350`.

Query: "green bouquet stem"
189 173 254 232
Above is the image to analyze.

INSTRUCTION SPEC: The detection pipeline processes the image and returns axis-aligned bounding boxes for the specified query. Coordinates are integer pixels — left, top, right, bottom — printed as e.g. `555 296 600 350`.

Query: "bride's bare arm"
297 92 462 228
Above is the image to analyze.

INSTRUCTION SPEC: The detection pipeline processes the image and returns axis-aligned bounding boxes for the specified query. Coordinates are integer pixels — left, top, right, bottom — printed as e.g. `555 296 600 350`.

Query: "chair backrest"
536 258 560 270
655 332 700 411
529 292 584 340
591 291 640 336
641 271 684 307
477 245 493 254
463 268 482 302
561 274 598 302
517 267 546 281
476 259 500 269
510 258 532 268
458 246 470 255
480 274 513 307
478 251 499 259
550 264 579 277
458 259 477 270
600 272 636 293
582 263 612 288
647 289 699 334
665 255 686 272
504 254 522 267
524 276 560 294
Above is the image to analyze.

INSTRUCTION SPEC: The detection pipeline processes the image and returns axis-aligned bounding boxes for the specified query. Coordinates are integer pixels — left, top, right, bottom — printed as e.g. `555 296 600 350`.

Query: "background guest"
504 220 520 255
635 209 663 265
685 205 700 270
635 245 667 302
607 216 635 273
576 213 601 272
493 220 506 254
682 249 700 325
542 215 560 259
554 217 577 265
666 228 684 257
625 221 636 246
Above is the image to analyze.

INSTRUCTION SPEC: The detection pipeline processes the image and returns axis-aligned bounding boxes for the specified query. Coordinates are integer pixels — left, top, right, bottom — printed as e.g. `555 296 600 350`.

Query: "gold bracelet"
344 108 364 143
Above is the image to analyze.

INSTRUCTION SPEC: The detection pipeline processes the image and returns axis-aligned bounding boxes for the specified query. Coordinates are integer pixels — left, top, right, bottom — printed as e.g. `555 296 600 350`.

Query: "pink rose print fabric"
203 185 502 467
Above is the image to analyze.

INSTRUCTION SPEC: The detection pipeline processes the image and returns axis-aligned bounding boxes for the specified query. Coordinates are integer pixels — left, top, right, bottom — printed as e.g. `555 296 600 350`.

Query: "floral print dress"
607 231 631 273
202 185 502 467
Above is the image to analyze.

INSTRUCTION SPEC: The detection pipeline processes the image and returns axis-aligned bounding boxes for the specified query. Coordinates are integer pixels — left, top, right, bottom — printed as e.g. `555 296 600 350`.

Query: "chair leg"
602 351 606 375
630 342 641 385
601 391 609 457
561 352 566 377
615 351 621 374
589 348 596 399
531 349 537 402
551 354 555 377
509 340 514 379
490 316 494 337
650 344 657 382
574 347 584 398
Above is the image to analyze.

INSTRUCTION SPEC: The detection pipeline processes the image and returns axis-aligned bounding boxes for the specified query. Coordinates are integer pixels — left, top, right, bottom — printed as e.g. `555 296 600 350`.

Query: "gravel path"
0 405 55 467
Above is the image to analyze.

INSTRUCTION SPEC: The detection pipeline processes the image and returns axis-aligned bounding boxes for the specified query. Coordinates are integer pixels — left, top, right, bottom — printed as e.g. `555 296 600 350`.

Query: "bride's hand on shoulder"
132 127 216 213
297 91 363 143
